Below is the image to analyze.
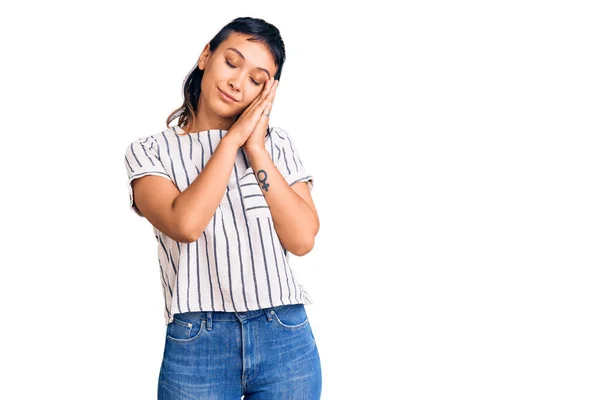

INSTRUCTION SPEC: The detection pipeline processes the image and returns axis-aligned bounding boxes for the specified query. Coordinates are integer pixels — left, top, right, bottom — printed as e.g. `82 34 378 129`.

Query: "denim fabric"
158 304 322 399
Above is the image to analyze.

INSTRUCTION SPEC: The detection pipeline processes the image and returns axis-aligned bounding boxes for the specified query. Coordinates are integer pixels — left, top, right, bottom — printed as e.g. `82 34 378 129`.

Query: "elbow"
290 224 318 256
177 221 201 244
291 237 315 257
176 227 196 244
182 232 198 244
174 207 211 244
183 224 206 244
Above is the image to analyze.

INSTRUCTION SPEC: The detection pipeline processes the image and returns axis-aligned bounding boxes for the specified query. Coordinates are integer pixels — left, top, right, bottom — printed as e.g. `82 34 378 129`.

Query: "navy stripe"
267 219 285 304
207 132 226 310
195 241 201 309
203 231 214 311
247 205 270 211
220 130 247 312
233 161 261 308
257 218 274 307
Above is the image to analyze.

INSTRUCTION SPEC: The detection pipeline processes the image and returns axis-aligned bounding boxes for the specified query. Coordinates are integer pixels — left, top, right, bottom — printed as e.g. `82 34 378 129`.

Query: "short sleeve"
123 136 171 217
273 127 314 192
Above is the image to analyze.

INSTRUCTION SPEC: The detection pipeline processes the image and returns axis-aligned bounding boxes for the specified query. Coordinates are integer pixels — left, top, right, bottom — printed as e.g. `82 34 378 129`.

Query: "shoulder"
124 129 166 154
269 126 291 143
125 135 151 149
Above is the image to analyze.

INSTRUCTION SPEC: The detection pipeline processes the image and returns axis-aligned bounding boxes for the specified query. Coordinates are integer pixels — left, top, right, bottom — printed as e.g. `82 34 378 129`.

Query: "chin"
213 107 238 119
221 103 245 117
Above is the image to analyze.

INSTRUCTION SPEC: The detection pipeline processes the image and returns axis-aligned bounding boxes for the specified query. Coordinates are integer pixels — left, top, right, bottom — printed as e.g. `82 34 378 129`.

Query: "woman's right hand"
226 77 277 148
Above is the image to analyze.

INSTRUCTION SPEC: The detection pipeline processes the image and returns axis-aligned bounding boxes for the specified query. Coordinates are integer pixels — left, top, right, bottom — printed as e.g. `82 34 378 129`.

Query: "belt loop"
265 307 273 321
206 311 212 330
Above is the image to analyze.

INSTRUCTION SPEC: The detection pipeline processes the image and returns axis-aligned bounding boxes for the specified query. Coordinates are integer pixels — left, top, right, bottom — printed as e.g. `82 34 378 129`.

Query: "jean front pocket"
272 304 310 330
166 314 206 343
239 167 272 219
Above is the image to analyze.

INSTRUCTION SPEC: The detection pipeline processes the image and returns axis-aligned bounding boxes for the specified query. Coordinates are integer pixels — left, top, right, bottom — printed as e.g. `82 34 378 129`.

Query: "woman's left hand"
242 77 278 152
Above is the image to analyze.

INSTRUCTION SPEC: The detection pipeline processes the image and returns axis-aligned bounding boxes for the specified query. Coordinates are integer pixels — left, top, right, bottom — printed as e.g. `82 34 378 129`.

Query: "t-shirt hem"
164 298 314 326
285 172 314 192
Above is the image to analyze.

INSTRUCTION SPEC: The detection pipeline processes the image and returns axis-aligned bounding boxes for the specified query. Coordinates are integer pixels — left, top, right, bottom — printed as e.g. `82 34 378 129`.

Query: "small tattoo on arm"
257 170 269 191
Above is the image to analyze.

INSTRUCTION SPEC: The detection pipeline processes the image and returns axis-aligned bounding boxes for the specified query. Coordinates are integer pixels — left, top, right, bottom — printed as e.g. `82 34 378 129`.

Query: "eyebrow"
225 47 272 79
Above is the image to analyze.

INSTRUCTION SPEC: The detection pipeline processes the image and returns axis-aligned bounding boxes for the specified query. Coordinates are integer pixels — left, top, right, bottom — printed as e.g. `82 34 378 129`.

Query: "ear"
197 44 211 71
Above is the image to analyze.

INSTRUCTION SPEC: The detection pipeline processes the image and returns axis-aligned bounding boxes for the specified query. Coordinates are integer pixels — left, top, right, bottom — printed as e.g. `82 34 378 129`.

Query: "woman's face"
198 33 278 119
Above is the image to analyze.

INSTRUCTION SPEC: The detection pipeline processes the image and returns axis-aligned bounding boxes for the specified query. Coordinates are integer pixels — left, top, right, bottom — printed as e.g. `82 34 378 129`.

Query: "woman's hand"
225 77 278 149
243 78 278 152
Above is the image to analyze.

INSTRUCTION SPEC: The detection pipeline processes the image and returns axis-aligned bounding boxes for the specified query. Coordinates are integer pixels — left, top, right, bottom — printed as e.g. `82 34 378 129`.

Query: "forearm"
173 137 239 241
245 146 318 256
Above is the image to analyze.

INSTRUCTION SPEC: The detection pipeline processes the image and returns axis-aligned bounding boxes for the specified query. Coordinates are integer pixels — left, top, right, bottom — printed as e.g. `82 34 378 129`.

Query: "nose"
228 73 242 91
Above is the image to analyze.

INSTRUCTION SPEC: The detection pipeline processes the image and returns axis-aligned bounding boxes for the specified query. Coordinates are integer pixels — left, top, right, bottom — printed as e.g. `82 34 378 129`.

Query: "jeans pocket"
272 304 310 330
166 314 205 343
239 167 272 219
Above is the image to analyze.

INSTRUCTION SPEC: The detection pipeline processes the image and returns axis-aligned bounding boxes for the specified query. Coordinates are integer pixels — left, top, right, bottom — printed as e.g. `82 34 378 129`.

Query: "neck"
185 95 236 132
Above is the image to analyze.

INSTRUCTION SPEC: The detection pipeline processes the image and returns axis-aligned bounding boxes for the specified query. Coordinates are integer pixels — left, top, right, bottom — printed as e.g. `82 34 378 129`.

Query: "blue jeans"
158 304 322 399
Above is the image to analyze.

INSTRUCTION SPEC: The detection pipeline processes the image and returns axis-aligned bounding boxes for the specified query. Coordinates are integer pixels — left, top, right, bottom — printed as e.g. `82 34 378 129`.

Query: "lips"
218 88 239 102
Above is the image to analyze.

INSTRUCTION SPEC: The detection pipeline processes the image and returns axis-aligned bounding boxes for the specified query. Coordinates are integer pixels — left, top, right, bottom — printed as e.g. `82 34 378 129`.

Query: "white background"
1 1 599 399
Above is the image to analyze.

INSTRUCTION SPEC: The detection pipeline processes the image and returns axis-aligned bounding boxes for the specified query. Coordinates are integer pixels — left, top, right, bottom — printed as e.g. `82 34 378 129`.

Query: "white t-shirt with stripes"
124 125 315 325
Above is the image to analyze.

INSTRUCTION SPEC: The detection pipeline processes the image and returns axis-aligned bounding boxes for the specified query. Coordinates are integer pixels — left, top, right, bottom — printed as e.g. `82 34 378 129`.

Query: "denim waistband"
173 304 303 330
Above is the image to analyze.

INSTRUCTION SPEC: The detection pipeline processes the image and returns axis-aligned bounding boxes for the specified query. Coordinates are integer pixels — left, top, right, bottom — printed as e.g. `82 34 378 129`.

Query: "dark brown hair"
166 17 286 136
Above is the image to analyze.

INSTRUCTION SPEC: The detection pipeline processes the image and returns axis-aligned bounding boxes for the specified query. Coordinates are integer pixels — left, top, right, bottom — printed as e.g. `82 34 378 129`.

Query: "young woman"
124 17 322 399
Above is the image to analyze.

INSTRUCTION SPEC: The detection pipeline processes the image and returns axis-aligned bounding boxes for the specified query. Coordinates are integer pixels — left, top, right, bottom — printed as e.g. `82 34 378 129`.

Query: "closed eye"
226 59 262 86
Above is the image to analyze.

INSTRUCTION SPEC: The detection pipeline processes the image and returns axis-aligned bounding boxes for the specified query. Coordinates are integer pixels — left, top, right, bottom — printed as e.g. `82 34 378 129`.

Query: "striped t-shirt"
124 124 315 325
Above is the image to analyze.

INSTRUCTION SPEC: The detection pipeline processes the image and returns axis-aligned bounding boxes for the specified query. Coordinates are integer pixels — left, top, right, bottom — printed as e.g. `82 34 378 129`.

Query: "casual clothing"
124 125 315 326
158 304 322 399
